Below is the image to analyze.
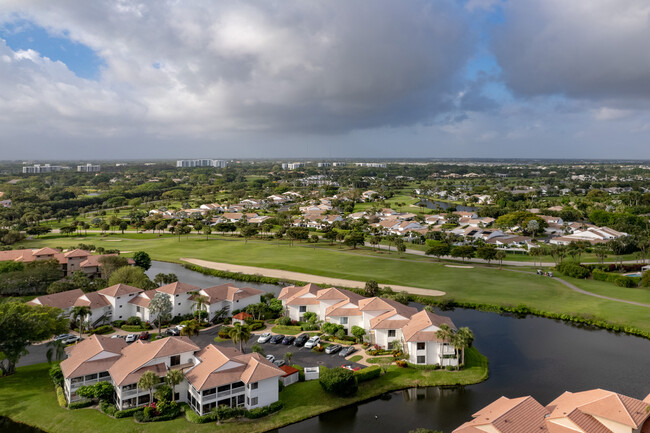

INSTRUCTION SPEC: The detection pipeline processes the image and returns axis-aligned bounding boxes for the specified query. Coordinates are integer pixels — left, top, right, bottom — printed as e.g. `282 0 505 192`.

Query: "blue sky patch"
0 19 104 80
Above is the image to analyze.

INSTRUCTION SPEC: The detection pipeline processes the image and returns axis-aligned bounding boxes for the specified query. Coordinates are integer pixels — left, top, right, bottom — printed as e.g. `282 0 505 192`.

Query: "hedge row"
592 269 639 288
100 401 117 416
555 262 591 279
183 264 284 285
114 407 144 418
55 385 67 408
121 325 151 332
185 402 283 424
354 365 381 382
413 296 650 340
89 325 114 335
133 407 182 423
68 399 94 410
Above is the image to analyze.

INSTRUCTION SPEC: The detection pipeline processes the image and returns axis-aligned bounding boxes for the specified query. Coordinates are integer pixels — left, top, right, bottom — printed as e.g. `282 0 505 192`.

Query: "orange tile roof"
74 291 110 309
98 284 143 298
64 249 92 258
199 284 263 304
157 281 200 295
34 247 60 256
454 396 549 433
402 310 456 342
60 335 127 379
27 289 85 310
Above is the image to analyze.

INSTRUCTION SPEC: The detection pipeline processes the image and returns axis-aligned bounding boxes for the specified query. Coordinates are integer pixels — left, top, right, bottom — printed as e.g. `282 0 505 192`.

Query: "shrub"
615 276 637 288
276 316 292 326
249 321 265 331
354 365 381 382
218 327 233 339
183 264 281 285
69 399 94 409
319 367 358 397
121 324 151 332
112 320 126 328
143 406 156 419
555 262 591 279
126 316 142 326
445 365 455 371
56 385 67 408
395 360 408 368
246 401 283 419
49 363 64 387
100 401 117 416
114 407 144 418
592 269 639 287
89 324 114 335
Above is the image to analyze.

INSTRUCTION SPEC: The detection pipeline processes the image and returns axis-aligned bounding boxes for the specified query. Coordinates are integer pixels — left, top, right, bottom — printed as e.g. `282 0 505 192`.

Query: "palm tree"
454 327 475 369
71 306 91 339
137 371 159 405
435 324 457 368
165 369 185 402
46 340 66 364
188 291 209 323
180 320 201 338
229 323 252 353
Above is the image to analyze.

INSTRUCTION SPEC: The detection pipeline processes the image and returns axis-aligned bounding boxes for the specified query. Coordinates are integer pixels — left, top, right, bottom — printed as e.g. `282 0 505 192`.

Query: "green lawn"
16 233 650 333
0 350 487 433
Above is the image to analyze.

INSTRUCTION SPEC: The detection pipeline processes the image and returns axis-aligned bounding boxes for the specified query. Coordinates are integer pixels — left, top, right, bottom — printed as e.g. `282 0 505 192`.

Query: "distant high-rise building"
354 162 387 168
176 159 228 168
317 162 331 168
77 163 101 172
281 162 304 170
22 164 66 174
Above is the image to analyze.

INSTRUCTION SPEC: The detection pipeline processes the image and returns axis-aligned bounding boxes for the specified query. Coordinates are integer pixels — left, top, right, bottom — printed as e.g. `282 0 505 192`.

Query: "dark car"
339 346 357 357
273 359 286 367
293 333 310 347
282 335 296 345
165 328 180 336
270 334 285 344
139 331 150 340
325 344 342 354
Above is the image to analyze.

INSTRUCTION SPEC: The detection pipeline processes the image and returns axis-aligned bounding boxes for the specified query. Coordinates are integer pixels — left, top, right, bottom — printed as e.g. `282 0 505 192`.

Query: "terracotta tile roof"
278 285 302 300
370 311 410 329
232 312 252 320
27 289 85 310
279 365 299 377
157 281 200 295
64 249 92 258
60 335 127 379
186 345 284 391
98 284 143 298
198 284 263 304
402 310 456 342
282 283 322 306
109 336 199 386
0 249 31 262
453 396 549 433
34 247 60 256
358 297 418 318
74 291 110 309
128 290 158 308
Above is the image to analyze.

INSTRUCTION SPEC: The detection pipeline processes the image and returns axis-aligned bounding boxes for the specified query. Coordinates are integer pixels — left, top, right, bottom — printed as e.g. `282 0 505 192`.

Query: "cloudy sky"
1 0 649 160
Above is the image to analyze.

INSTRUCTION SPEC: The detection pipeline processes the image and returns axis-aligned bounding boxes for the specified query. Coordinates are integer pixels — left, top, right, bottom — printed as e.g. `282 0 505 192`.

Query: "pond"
418 200 478 212
147 261 650 433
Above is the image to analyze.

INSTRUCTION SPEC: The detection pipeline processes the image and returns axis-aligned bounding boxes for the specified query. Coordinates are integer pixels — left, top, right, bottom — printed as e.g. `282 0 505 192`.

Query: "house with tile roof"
61 335 283 415
0 248 134 277
453 388 650 433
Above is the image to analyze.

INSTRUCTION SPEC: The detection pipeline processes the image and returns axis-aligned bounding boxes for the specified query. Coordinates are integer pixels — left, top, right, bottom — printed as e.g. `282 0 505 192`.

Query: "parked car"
165 328 180 336
139 331 150 340
273 359 286 367
62 335 82 345
53 334 74 342
325 344 342 354
339 346 357 357
265 354 275 363
257 332 272 343
111 334 126 339
341 364 361 371
176 324 186 331
270 334 285 344
282 335 296 345
304 336 320 349
293 333 309 347
125 334 138 344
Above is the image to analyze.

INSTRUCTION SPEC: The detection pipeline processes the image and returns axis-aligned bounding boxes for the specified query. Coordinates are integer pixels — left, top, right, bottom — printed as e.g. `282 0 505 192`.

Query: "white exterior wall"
107 292 139 321
231 294 261 313
375 329 402 349
170 293 194 316
247 376 278 409
407 341 458 366
287 304 319 321
87 305 112 326
326 315 363 335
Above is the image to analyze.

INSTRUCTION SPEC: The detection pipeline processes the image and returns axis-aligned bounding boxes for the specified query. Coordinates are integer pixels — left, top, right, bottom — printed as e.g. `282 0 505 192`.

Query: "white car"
257 332 272 343
304 336 320 349
265 354 275 363
125 334 138 343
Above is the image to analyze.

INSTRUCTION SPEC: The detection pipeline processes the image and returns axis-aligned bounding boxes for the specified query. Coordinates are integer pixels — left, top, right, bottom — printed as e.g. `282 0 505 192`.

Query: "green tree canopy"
108 266 156 290
132 251 152 270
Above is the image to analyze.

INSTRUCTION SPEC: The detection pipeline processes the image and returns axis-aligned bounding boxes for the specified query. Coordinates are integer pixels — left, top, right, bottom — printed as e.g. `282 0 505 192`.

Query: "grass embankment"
17 234 650 334
0 349 487 433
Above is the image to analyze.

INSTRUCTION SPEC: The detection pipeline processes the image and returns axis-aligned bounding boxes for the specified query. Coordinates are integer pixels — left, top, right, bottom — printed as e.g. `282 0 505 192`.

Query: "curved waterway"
156 261 650 432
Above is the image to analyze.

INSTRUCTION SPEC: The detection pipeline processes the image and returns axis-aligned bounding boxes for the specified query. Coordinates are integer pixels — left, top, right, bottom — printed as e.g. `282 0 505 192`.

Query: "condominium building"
176 159 228 168
77 163 101 172
22 164 66 174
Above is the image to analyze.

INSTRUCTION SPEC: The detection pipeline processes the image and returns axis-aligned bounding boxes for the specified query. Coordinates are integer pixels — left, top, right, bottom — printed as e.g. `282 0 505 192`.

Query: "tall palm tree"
180 320 201 337
188 291 209 323
435 324 457 368
71 306 91 339
165 369 185 402
454 327 475 369
229 323 251 353
46 340 66 364
137 371 159 405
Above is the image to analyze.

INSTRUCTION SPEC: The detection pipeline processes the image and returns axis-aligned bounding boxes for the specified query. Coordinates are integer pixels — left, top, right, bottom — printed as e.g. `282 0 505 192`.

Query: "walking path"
180 258 446 297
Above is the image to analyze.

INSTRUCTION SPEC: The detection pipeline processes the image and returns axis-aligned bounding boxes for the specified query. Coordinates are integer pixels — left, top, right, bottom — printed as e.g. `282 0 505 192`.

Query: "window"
84 373 98 381
417 342 425 350
417 356 426 364
250 382 258 390
251 397 258 406
388 330 396 337
170 355 181 366
136 307 141 313
99 371 110 378
178 302 181 305
202 388 216 396
119 305 122 308
340 317 348 325
218 384 230 393
299 306 307 313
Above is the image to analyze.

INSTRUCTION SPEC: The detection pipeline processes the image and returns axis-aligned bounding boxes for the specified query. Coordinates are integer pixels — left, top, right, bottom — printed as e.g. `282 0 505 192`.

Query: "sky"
1 0 650 160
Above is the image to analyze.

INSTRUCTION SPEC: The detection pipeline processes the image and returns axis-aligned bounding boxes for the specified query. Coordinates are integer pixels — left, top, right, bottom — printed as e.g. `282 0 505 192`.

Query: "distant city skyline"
1 1 650 159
